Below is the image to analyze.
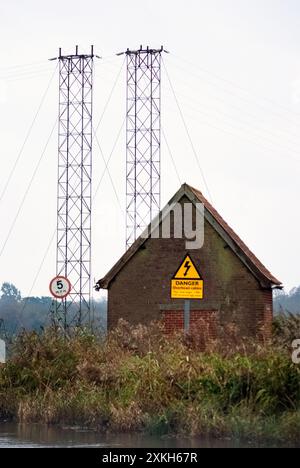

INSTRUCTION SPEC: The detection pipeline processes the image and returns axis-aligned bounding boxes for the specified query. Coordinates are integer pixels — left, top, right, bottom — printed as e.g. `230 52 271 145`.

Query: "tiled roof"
188 184 281 286
96 183 282 289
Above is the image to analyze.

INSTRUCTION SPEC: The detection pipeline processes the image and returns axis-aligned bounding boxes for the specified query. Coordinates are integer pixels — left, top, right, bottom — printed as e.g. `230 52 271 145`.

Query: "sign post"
184 300 190 332
171 255 203 332
49 276 72 335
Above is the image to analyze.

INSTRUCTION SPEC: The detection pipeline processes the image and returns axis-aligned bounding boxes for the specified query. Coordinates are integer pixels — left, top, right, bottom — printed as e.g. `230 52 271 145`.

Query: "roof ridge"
187 185 281 286
96 184 282 289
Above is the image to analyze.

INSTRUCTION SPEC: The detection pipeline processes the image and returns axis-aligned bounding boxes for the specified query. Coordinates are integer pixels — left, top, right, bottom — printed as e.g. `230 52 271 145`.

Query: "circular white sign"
49 276 71 299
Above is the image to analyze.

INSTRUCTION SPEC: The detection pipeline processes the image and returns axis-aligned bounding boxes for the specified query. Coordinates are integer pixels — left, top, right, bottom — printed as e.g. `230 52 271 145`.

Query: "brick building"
96 184 282 343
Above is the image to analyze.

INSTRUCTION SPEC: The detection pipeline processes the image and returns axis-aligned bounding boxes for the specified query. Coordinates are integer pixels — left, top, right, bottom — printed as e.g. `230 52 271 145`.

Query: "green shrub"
0 319 299 444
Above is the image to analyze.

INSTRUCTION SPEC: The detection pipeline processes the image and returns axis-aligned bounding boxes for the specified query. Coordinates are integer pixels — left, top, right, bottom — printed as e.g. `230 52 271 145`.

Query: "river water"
0 422 291 448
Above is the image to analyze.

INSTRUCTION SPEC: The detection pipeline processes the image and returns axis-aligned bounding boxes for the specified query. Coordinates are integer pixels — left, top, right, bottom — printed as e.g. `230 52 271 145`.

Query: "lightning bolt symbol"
184 261 191 277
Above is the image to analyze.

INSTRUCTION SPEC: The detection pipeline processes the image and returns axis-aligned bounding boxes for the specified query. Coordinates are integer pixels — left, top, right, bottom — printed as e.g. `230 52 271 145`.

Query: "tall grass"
0 318 299 444
273 312 300 347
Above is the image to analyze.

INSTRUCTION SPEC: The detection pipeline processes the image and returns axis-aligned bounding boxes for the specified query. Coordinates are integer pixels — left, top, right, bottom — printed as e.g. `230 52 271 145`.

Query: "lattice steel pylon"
55 46 94 330
123 45 163 249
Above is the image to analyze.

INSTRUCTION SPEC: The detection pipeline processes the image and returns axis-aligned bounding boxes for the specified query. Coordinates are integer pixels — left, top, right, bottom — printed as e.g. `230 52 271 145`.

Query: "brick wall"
162 310 217 340
107 196 274 345
260 289 273 341
163 310 184 333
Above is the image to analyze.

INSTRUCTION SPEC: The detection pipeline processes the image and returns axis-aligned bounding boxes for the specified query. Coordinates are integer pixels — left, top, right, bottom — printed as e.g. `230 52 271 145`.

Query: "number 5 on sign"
49 276 71 299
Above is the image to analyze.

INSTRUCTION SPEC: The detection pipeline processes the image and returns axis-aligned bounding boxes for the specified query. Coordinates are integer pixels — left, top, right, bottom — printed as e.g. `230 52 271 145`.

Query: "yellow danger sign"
173 255 201 279
171 255 203 299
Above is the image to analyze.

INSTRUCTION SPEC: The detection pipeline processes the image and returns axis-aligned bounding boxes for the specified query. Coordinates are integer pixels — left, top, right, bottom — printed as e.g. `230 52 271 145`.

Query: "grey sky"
0 0 299 298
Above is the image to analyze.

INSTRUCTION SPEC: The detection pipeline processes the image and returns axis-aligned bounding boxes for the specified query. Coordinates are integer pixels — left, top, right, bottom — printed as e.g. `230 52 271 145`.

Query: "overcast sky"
0 0 300 299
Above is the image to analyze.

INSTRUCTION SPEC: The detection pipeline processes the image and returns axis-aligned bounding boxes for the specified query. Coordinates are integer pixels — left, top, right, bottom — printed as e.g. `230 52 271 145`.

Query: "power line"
170 54 300 121
93 117 125 200
1 65 54 80
0 60 49 72
21 58 125 316
4 221 55 335
163 58 300 166
164 89 300 159
0 63 58 205
4 69 55 83
19 131 125 326
164 98 300 165
162 57 213 202
0 117 57 259
11 57 125 330
93 123 125 216
19 228 56 317
0 54 116 77
94 57 125 132
92 57 126 213
162 127 182 185
94 54 121 67
164 72 300 148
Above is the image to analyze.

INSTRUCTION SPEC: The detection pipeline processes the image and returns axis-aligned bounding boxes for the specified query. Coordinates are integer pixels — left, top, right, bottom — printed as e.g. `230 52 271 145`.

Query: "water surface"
0 422 291 448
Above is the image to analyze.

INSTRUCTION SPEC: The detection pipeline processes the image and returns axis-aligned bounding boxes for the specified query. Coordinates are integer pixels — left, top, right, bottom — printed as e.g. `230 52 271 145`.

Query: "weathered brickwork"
106 196 275 344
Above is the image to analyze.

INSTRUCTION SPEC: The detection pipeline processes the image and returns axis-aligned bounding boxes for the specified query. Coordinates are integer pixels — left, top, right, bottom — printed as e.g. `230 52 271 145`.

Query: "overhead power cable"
0 118 57 259
15 56 125 328
164 73 300 148
1 65 54 81
162 127 182 185
164 89 300 159
20 125 125 326
5 69 55 83
170 54 300 121
92 58 126 214
0 60 48 72
162 58 213 202
0 63 58 205
163 98 300 165
93 122 125 217
19 228 56 319
94 56 125 132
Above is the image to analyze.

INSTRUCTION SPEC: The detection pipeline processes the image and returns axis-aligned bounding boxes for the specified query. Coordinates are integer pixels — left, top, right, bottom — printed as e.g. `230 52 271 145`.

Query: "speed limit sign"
49 276 71 299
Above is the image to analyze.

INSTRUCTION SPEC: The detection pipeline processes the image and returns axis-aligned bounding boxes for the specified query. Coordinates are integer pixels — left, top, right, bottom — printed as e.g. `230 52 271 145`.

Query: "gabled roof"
96 183 282 290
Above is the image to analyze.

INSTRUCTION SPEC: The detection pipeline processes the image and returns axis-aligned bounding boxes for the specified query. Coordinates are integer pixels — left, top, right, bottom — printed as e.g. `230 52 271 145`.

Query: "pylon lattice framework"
55 46 94 329
126 46 163 249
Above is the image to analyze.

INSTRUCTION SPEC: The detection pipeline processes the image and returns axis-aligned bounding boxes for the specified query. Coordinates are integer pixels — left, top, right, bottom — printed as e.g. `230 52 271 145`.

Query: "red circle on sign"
49 276 71 299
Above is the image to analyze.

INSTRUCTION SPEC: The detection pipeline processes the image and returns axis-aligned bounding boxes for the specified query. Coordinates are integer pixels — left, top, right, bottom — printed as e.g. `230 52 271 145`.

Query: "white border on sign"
49 276 72 299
